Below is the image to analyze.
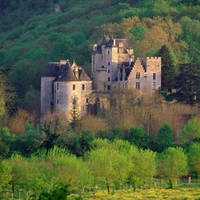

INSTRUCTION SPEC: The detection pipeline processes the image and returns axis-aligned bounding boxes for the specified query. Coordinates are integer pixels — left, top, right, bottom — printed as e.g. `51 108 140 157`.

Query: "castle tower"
92 36 161 94
92 36 134 91
41 61 65 117
41 60 92 120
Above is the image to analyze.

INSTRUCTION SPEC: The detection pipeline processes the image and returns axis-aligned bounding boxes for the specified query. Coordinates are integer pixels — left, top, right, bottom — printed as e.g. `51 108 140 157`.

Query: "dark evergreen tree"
128 127 148 149
40 118 61 152
65 129 95 157
69 96 80 130
156 123 173 152
174 63 200 105
158 45 176 94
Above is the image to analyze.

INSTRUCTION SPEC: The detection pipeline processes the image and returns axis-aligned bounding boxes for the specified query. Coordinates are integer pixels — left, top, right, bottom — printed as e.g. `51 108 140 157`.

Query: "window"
108 62 110 65
108 50 110 54
82 84 85 90
108 77 110 81
108 69 110 73
107 85 111 90
57 98 59 104
73 84 76 90
153 73 156 80
57 82 59 90
102 66 104 68
86 98 89 103
136 82 140 89
136 72 140 79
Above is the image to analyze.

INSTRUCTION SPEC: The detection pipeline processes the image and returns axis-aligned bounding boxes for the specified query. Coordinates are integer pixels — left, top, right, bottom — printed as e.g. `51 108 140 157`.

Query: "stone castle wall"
41 77 54 117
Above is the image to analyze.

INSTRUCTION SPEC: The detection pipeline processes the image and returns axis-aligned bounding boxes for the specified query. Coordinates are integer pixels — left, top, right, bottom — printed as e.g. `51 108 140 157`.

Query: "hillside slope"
0 0 200 109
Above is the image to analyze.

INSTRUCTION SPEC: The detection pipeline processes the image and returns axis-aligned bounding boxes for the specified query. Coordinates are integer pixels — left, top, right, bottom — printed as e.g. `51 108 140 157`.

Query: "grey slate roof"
43 60 91 82
79 68 91 81
55 62 78 82
95 36 132 53
42 62 60 77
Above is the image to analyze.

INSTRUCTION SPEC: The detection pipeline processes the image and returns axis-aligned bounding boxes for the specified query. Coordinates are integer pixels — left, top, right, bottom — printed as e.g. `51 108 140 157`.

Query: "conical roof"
54 62 78 82
53 60 91 82
79 68 91 81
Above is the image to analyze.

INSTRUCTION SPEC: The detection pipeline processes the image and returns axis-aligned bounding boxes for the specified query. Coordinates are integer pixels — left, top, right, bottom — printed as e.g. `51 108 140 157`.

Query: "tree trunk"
106 183 110 194
11 182 15 193
169 179 174 189
133 181 136 191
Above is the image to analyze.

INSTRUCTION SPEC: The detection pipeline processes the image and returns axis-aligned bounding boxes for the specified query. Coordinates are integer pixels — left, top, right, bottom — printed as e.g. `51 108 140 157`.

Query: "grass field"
69 188 200 200
1 180 200 199
1 188 200 199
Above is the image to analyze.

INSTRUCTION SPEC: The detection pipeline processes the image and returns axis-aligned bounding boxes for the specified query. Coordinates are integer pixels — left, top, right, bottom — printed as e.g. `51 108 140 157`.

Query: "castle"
41 36 161 120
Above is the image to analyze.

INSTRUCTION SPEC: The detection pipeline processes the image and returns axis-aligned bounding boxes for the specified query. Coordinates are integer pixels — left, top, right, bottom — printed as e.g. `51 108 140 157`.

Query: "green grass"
1 188 200 200
2 180 200 199
68 188 200 200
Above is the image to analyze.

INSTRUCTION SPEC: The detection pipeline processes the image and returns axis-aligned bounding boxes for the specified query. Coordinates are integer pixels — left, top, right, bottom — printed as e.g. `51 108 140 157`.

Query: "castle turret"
41 60 92 120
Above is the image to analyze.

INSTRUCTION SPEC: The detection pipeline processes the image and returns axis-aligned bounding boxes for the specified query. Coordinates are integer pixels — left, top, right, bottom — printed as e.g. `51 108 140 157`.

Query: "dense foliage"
0 1 200 198
0 141 198 199
0 0 200 110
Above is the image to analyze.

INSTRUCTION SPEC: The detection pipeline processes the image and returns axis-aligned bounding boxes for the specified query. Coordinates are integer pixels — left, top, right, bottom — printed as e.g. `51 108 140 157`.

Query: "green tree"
188 142 200 178
128 146 156 191
157 147 187 189
129 25 147 41
112 126 123 139
158 45 176 94
0 127 11 158
50 34 74 61
67 129 95 157
69 96 81 129
128 127 148 148
8 155 30 193
0 68 15 127
174 63 200 104
157 124 173 151
27 156 52 196
10 124 42 157
40 117 61 152
48 147 92 191
86 141 132 193
179 16 200 64
180 117 200 143
0 161 12 191
34 183 70 200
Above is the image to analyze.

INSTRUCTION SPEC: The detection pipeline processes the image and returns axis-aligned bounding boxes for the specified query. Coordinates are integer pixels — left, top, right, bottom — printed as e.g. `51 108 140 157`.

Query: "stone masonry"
41 36 161 119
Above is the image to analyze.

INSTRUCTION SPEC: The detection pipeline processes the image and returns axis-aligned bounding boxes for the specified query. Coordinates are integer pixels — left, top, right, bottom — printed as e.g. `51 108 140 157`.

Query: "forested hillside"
0 0 200 137
1 0 200 110
2 3 200 197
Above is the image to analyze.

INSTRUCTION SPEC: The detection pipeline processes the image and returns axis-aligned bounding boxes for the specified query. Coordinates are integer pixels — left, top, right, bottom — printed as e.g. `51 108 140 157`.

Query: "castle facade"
41 36 161 120
41 60 92 120
92 36 161 94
